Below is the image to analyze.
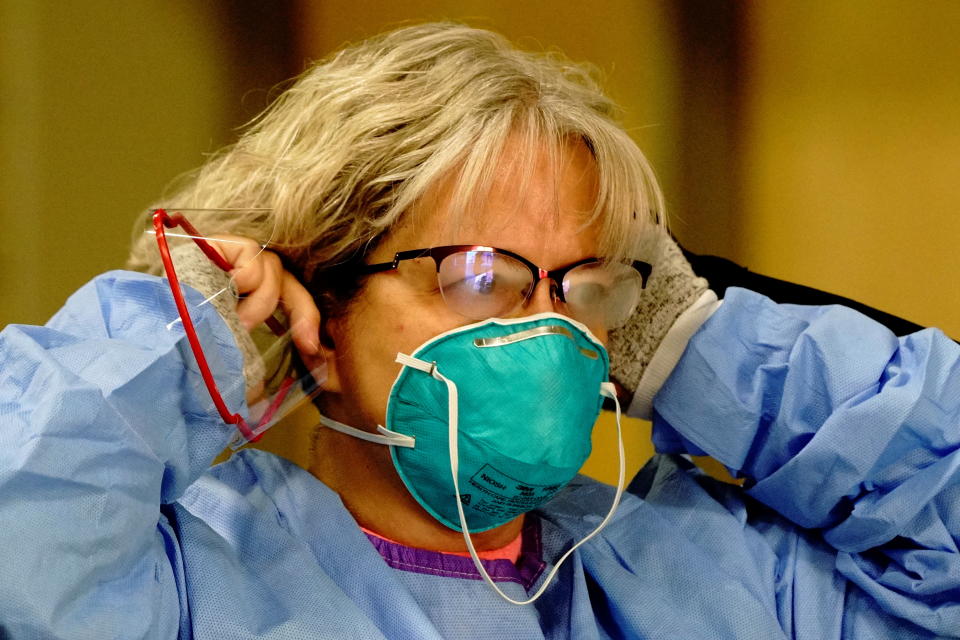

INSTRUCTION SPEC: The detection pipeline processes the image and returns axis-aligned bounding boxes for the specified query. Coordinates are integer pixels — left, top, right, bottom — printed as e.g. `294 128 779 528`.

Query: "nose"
525 278 561 315
524 278 609 344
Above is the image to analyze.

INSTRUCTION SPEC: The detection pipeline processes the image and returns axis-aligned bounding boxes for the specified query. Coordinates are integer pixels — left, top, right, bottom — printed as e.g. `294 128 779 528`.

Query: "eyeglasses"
358 245 651 329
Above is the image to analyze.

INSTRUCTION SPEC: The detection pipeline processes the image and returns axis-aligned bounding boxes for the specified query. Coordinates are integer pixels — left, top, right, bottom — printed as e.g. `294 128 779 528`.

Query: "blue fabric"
652 287 960 637
1 274 958 638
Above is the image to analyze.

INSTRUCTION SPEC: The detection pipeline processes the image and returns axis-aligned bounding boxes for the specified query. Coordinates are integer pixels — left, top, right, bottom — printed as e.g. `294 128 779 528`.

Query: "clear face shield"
144 208 326 447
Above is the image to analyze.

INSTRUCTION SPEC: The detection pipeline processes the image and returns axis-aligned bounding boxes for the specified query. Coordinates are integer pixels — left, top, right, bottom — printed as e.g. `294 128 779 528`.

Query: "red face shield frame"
152 208 298 443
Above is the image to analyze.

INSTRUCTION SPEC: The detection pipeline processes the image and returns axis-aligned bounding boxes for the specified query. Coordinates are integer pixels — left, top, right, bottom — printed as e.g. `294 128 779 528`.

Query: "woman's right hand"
209 235 322 362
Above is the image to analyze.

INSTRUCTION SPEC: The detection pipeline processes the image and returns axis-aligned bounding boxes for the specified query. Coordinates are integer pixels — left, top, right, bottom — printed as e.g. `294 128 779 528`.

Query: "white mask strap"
315 352 446 449
313 351 449 449
415 353 626 606
316 413 415 448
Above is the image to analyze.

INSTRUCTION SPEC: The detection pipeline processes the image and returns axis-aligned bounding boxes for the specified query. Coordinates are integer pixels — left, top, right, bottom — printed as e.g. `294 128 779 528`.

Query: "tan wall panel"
740 2 960 337
0 2 231 328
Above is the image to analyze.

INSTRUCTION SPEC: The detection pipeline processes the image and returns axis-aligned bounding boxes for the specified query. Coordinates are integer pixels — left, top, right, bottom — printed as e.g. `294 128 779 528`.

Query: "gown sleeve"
649 286 960 636
0 270 243 639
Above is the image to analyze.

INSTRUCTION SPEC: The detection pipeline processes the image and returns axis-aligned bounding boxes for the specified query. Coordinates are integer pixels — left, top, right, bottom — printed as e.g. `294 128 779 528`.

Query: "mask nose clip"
472 324 599 360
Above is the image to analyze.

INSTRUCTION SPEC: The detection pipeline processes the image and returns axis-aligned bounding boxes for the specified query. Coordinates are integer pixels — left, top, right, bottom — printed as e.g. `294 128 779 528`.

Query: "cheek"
332 324 402 427
329 274 482 423
594 325 609 345
330 299 435 424
577 319 608 347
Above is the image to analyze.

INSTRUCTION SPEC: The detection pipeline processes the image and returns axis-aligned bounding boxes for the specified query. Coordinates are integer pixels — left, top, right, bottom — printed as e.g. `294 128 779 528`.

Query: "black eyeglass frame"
357 245 651 304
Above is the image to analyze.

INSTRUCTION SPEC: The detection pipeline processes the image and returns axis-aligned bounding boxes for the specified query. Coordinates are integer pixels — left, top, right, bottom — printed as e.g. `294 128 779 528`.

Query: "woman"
1 23 958 639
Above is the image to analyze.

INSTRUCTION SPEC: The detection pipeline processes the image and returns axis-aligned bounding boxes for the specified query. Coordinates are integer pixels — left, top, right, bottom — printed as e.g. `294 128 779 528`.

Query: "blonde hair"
128 22 664 300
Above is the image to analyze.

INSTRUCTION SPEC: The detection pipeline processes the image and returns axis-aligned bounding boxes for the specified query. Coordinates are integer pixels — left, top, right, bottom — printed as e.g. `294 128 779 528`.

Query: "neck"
309 426 524 552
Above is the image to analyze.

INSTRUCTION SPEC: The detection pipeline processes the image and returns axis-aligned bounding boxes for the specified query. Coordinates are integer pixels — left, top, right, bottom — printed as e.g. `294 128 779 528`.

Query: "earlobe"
300 345 341 393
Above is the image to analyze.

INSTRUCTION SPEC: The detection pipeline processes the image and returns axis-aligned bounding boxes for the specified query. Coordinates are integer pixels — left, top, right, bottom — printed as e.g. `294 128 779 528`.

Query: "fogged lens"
563 262 643 329
437 251 531 319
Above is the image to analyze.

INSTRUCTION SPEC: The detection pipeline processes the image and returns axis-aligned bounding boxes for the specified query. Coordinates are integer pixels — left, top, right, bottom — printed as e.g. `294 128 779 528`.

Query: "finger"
235 251 283 329
206 236 262 274
279 271 321 356
205 235 272 302
220 243 271 295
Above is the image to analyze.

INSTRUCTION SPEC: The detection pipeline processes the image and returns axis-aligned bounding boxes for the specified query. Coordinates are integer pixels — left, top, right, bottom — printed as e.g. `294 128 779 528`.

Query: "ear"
297 314 343 394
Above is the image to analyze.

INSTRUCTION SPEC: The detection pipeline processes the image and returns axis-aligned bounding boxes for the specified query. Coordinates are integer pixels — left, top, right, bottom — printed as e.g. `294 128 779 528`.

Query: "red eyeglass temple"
153 209 292 442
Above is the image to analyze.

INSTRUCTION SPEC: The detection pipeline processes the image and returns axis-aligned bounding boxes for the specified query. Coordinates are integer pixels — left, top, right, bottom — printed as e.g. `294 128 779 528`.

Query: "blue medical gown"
1 271 958 639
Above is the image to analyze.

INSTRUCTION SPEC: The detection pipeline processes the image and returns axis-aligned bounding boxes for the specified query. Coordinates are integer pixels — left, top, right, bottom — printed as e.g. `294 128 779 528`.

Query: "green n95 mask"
318 312 626 605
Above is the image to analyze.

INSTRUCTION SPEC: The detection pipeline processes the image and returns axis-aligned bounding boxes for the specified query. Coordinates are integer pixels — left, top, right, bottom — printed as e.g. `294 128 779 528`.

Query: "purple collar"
364 516 546 590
